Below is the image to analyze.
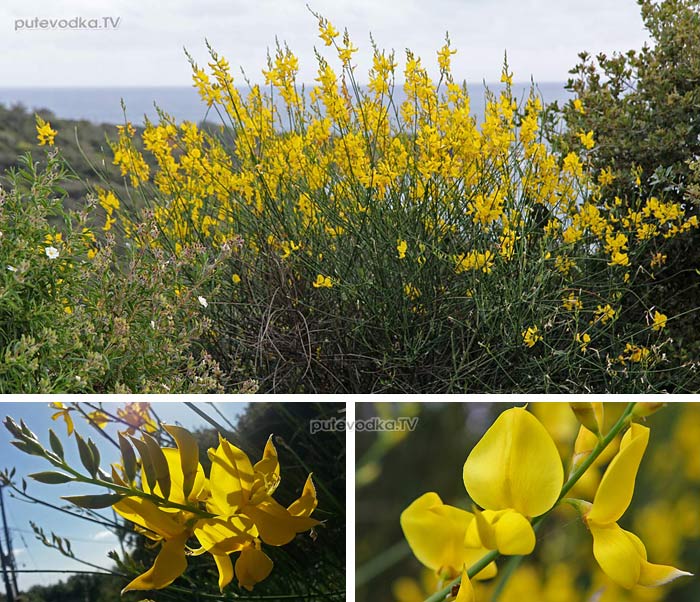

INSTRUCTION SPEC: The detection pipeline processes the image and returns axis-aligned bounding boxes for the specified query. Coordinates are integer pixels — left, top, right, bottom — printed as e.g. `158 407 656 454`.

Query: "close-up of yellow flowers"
357 402 699 602
2 402 342 600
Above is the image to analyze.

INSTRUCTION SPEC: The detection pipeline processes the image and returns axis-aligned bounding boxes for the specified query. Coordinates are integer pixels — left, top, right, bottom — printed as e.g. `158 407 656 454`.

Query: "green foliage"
550 0 700 374
0 103 130 203
0 152 225 392
555 0 700 202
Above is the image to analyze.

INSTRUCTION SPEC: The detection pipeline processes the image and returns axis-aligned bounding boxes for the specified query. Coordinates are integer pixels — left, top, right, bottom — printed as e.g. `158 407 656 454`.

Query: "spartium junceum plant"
97 14 698 392
400 403 692 602
3 415 319 593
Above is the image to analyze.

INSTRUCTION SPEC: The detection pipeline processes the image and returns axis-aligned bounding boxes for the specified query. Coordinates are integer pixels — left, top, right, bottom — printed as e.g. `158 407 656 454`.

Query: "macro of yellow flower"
400 492 496 580
112 427 319 593
581 424 692 589
462 407 564 554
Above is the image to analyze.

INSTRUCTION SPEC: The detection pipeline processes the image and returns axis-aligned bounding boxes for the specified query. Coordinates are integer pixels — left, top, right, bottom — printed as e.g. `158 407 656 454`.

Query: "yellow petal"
194 515 256 554
455 570 475 602
114 496 186 540
622 529 693 587
588 424 649 524
122 532 189 592
288 473 318 517
235 546 274 591
212 553 234 592
589 523 641 589
142 448 206 507
163 425 201 501
208 436 255 512
463 407 563 516
400 493 495 579
493 510 535 555
242 498 319 546
401 493 473 575
468 509 535 555
251 436 281 503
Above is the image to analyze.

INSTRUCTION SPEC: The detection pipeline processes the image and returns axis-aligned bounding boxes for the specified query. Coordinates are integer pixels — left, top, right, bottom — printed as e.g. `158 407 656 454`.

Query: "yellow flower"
36 116 57 146
651 310 667 331
318 19 339 46
521 326 542 348
462 408 563 555
577 130 595 150
397 239 408 259
575 332 591 353
312 274 333 288
583 424 692 588
49 402 74 436
232 274 241 284
400 492 496 580
592 304 616 325
573 98 585 114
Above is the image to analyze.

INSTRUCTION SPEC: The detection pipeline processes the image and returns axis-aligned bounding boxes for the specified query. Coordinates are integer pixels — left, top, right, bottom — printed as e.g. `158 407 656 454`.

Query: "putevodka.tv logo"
14 17 121 31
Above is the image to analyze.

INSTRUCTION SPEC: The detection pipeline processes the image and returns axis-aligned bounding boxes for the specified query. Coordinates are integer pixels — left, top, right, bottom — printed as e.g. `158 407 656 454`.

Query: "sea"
0 83 572 126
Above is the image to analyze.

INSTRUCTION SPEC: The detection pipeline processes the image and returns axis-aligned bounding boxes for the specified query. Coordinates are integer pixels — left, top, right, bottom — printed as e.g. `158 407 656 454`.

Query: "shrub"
102 18 698 392
0 150 226 392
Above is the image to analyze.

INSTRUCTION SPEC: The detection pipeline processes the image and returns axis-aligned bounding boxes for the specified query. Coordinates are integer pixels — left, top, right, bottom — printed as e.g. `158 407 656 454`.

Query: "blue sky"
0 401 247 590
0 0 650 86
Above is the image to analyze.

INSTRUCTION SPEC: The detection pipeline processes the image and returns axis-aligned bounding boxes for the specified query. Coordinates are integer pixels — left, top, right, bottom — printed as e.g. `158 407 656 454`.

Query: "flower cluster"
401 405 691 601
113 427 319 592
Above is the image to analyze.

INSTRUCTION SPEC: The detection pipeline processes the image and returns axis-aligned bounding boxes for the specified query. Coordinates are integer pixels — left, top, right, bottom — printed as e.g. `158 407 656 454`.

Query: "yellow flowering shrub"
96 17 698 392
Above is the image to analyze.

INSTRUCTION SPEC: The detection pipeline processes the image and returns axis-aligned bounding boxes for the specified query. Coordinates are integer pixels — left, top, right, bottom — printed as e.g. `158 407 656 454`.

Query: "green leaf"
142 433 171 501
118 433 137 483
62 493 124 509
75 433 98 477
29 471 74 484
48 429 64 460
130 437 157 493
11 439 45 457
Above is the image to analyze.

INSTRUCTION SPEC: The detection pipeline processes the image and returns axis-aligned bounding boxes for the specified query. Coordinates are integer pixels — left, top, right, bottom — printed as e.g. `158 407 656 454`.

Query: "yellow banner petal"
463 407 563 517
208 436 255 512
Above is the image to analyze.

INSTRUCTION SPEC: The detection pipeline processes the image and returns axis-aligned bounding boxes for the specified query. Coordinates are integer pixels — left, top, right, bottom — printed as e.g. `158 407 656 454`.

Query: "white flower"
45 246 59 260
150 320 156 329
7 265 17 272
197 296 208 308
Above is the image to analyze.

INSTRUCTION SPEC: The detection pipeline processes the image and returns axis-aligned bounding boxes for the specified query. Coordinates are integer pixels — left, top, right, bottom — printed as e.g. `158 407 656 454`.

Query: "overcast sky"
0 0 650 87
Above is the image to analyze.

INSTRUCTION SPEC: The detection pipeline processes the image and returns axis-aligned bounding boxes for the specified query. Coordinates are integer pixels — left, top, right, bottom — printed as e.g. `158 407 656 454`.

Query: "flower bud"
569 402 604 435
631 402 665 418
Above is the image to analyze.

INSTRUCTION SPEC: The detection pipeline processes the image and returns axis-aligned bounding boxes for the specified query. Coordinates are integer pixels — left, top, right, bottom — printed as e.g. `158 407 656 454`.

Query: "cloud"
93 529 117 541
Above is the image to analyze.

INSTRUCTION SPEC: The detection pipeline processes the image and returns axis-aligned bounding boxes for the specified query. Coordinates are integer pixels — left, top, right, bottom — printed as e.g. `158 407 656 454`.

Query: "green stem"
422 402 637 602
58 463 216 518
